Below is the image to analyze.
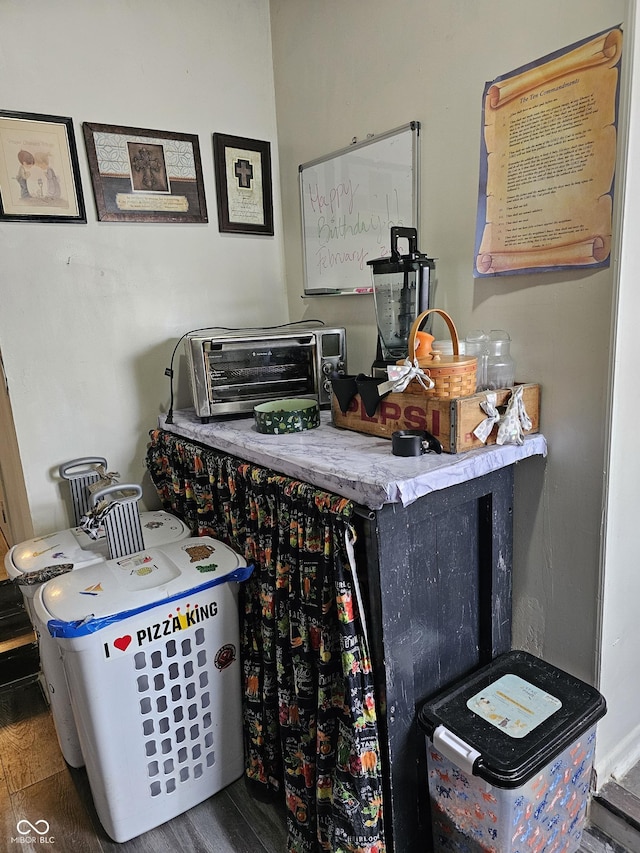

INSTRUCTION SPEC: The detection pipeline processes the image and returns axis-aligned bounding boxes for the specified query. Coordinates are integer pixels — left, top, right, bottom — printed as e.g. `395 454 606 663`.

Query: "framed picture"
83 122 207 223
0 110 86 223
213 133 273 235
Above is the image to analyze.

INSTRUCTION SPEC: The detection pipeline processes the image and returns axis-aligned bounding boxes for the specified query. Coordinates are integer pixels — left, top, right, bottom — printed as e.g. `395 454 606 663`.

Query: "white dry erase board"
299 122 420 295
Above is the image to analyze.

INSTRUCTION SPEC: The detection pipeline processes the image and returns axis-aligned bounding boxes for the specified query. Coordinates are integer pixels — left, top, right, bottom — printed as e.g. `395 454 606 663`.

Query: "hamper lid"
7 511 190 579
136 511 191 547
417 650 606 788
7 528 102 577
36 536 252 639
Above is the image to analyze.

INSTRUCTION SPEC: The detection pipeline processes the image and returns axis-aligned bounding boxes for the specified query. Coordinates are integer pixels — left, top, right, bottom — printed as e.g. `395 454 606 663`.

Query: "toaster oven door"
205 338 317 412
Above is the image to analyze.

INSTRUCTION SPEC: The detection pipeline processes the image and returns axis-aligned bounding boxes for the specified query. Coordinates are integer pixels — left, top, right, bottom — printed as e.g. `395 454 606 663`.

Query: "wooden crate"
331 383 540 453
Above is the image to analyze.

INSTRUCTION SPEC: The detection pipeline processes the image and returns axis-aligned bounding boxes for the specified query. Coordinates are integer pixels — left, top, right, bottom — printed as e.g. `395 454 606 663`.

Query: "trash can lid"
35 536 252 639
7 511 190 579
417 650 606 788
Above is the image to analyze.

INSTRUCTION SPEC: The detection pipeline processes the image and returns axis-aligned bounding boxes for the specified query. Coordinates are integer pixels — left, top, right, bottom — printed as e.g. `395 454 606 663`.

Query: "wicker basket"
399 309 477 398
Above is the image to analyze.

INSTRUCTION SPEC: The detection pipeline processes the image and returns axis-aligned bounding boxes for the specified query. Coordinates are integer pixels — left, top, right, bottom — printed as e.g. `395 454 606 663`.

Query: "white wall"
597 2 640 782
270 0 630 776
0 0 287 534
3 0 637 789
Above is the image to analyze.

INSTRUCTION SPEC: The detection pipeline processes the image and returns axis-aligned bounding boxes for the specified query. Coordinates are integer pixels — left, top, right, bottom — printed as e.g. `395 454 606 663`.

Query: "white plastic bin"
5 501 190 624
418 650 606 853
6 508 191 767
34 536 252 843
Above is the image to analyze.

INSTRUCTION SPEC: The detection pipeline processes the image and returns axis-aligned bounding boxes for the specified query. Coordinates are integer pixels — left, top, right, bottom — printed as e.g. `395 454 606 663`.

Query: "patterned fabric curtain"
146 430 386 853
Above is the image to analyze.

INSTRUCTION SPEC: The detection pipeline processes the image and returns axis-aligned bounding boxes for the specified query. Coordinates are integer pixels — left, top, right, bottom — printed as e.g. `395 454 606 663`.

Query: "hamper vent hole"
137 615 229 801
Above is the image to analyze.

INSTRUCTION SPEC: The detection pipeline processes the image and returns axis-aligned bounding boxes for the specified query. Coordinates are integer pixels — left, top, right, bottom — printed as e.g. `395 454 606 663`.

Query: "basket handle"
407 309 460 359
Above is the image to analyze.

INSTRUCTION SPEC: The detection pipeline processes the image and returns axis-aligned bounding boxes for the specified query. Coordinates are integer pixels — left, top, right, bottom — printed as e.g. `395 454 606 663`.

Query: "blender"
368 227 435 377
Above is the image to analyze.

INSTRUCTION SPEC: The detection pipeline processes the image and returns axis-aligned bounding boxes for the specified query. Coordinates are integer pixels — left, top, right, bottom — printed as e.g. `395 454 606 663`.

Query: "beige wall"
0 0 287 533
270 0 627 698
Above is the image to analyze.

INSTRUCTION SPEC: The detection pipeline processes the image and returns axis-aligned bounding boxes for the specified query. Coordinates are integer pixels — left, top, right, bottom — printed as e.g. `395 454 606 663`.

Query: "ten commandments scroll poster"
474 26 623 277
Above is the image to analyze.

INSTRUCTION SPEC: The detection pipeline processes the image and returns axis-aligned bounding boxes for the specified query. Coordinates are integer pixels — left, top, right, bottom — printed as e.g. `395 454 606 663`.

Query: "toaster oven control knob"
322 361 333 375
323 379 331 393
337 360 345 374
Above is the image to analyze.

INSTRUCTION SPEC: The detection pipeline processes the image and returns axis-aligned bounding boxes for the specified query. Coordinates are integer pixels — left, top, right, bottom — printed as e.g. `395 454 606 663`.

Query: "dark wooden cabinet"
352 466 513 851
149 416 526 852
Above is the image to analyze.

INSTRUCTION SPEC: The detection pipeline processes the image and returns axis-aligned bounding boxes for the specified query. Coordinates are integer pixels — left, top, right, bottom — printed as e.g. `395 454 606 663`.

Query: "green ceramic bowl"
254 398 320 434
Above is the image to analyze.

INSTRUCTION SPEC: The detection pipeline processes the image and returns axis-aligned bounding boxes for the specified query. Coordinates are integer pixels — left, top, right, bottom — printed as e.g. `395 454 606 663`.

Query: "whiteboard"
299 122 420 295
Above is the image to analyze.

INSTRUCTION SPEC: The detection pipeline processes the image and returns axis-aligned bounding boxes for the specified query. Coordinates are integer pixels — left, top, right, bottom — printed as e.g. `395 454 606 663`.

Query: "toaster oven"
184 325 347 421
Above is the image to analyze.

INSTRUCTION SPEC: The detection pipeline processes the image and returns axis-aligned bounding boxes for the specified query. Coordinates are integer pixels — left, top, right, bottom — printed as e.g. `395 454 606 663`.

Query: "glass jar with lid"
464 330 489 390
485 330 515 390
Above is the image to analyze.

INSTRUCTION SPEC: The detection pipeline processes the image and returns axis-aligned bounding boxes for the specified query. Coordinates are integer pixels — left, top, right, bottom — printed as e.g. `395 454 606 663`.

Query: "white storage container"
6 509 191 768
418 651 606 853
34 536 252 843
5 509 191 622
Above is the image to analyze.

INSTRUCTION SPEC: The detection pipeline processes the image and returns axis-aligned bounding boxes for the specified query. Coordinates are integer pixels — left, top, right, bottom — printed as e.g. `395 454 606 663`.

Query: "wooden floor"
0 678 288 853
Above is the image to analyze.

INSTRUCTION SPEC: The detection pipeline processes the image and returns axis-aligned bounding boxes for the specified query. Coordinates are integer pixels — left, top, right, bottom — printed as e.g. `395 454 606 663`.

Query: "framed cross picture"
83 122 207 223
212 133 273 235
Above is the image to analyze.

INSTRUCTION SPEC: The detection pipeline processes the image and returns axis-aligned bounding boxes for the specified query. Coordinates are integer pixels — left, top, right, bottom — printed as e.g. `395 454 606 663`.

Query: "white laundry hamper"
34 536 252 843
5 485 191 768
5 483 191 624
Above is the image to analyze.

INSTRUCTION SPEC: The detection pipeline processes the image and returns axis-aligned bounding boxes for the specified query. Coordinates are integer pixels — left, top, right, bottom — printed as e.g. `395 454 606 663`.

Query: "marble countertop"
158 409 547 510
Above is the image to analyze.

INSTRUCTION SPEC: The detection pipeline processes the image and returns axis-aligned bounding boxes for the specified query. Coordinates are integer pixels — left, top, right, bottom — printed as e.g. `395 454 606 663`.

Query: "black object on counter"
392 429 442 456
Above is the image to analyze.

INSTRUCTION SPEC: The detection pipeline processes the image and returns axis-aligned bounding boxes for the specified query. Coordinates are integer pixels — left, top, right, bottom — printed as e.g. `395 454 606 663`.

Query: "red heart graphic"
114 635 132 652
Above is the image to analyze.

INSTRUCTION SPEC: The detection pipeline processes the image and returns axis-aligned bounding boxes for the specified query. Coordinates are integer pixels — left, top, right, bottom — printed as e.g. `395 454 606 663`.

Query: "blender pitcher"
368 227 435 365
